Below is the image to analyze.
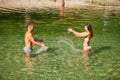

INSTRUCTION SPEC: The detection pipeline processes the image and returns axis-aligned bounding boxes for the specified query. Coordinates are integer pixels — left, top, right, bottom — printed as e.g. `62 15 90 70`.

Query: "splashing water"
34 37 81 54
35 47 48 54
57 37 82 53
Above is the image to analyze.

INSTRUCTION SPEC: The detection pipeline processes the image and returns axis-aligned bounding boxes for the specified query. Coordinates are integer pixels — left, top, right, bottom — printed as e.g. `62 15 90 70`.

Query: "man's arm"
28 33 46 47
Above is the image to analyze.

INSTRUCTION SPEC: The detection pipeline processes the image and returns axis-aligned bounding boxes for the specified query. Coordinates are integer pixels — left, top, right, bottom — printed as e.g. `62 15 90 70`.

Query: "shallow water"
0 6 119 37
0 5 120 80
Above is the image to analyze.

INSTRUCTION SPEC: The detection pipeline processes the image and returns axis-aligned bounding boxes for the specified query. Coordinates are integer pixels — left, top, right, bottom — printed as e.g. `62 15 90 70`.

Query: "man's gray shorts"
23 47 32 53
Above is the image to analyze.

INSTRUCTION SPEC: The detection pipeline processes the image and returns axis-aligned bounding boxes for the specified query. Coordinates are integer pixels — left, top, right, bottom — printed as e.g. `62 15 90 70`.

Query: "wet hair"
86 24 93 38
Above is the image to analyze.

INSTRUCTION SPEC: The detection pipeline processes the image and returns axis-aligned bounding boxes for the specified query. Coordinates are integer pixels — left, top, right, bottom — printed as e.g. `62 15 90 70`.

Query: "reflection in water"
24 58 34 74
80 52 90 71
83 55 90 71
25 13 31 25
23 55 45 74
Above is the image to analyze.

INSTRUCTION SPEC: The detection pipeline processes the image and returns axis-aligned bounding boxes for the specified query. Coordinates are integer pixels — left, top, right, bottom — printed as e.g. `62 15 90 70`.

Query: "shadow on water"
93 46 111 54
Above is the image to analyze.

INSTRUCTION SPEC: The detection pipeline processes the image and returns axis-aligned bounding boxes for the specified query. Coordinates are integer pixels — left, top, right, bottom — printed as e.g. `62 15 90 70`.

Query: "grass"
0 7 120 80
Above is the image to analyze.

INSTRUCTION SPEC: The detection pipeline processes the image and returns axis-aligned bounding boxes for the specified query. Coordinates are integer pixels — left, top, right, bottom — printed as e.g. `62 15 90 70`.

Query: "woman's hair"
86 24 93 38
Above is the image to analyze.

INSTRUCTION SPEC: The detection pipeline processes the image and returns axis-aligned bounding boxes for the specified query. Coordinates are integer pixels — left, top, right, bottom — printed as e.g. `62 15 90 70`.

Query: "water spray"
57 37 82 53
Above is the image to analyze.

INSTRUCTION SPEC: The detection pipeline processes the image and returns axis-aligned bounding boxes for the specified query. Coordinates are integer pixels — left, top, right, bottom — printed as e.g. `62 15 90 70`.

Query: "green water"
0 6 120 80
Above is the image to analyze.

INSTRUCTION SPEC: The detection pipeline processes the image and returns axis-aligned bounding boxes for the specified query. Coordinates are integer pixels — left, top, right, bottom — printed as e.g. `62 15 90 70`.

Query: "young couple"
23 24 93 59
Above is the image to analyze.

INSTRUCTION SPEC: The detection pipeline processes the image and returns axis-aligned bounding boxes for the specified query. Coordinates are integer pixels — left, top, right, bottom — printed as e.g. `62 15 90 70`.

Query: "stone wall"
0 0 120 9
85 0 120 6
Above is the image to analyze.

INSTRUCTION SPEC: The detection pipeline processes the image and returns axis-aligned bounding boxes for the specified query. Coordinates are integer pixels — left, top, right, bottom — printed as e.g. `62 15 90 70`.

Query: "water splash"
35 47 48 54
57 37 82 53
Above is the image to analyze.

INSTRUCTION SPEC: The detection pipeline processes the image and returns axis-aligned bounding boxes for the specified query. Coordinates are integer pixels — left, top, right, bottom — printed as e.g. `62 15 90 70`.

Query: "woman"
68 24 93 57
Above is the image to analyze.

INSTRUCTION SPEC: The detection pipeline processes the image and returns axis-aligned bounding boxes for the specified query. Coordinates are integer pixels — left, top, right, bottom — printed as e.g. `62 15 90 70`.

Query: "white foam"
36 47 48 54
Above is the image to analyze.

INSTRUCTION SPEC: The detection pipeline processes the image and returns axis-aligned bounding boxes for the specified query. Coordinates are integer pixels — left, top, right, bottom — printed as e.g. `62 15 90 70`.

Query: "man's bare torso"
24 31 32 49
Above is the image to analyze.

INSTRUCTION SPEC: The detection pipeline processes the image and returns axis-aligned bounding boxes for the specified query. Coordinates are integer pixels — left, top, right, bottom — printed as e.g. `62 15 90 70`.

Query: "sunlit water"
0 2 120 79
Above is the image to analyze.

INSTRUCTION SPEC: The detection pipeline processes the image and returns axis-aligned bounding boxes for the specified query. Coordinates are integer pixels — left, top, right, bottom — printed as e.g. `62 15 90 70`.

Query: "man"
23 24 48 59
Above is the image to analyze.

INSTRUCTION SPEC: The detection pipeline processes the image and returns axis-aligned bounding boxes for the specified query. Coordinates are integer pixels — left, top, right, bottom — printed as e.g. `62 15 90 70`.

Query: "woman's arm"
68 28 89 38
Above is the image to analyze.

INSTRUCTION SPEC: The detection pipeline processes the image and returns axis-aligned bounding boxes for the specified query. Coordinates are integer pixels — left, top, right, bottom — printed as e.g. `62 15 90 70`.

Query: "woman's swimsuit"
83 37 91 50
